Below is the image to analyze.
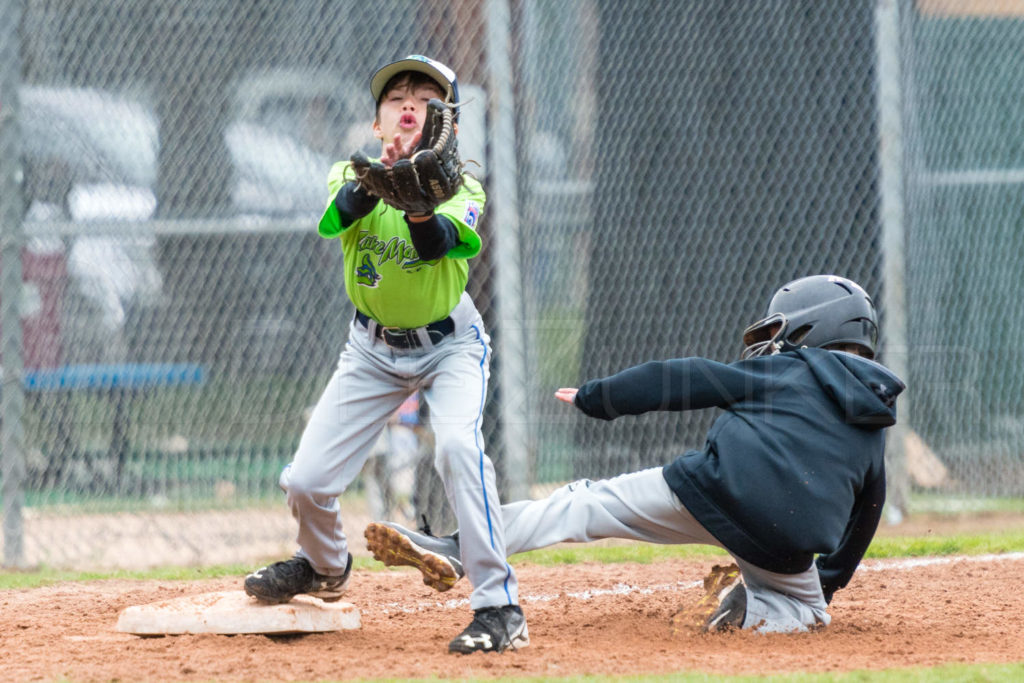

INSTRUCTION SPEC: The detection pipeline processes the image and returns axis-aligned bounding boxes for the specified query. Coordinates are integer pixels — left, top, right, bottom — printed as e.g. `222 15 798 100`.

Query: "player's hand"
381 132 422 167
350 100 461 214
554 388 578 404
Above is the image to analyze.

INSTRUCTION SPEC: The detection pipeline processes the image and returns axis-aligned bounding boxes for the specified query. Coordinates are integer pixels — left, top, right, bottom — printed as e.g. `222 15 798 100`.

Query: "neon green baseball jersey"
318 162 485 328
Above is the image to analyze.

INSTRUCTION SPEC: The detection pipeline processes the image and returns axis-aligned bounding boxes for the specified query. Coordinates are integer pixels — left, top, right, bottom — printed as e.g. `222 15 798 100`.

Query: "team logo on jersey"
356 230 436 272
356 253 382 287
463 201 480 228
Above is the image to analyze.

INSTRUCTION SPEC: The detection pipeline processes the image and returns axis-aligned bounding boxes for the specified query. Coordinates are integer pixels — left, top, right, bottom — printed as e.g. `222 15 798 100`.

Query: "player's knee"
280 463 323 500
431 431 477 470
432 428 468 454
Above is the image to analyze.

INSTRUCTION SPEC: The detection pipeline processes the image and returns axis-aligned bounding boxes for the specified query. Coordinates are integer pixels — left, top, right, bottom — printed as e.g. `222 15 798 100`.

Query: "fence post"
875 0 911 523
486 0 530 501
0 0 27 566
0 0 26 565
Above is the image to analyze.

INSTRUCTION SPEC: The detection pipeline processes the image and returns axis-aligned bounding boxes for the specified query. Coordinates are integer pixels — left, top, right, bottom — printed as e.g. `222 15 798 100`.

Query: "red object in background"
2 243 67 369
397 393 420 426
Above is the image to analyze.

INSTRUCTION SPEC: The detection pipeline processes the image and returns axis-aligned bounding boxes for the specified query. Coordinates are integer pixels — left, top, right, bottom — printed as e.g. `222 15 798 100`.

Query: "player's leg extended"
282 336 410 577
364 466 718 591
499 467 721 553
728 556 830 632
421 324 518 611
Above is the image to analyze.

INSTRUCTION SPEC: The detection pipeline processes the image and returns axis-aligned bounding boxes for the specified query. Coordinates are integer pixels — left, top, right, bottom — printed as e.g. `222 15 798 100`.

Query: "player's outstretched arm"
572 358 756 421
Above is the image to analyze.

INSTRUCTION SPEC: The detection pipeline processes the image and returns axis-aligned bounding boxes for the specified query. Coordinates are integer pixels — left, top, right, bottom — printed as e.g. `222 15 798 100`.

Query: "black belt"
355 310 455 349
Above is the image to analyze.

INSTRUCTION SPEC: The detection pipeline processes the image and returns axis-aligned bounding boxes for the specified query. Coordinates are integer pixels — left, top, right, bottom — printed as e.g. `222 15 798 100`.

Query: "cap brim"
370 58 457 103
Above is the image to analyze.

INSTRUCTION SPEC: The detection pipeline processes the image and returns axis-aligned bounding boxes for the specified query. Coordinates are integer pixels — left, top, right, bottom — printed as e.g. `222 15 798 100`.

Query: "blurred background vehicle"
19 76 362 370
21 85 161 366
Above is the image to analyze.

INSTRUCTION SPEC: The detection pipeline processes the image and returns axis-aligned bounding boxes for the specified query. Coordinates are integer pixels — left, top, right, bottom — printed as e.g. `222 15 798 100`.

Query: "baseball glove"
350 98 463 216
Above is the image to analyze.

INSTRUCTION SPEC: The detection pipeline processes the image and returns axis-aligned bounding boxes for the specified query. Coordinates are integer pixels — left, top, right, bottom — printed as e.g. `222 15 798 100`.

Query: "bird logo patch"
356 253 381 288
463 201 480 228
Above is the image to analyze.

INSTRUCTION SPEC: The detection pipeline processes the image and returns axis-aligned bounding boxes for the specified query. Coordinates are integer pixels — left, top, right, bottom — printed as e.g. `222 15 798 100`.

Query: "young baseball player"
366 274 905 634
244 55 526 654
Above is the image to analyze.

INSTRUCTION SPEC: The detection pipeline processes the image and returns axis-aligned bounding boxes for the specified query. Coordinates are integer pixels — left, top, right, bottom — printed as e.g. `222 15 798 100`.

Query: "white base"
115 591 361 635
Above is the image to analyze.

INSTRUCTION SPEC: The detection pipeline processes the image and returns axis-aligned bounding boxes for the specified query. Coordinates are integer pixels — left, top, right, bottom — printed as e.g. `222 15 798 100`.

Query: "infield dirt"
3 548 1024 681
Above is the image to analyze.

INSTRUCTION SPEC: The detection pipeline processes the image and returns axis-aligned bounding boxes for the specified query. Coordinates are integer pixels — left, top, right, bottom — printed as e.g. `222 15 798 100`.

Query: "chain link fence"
904 1 1024 497
0 0 1021 570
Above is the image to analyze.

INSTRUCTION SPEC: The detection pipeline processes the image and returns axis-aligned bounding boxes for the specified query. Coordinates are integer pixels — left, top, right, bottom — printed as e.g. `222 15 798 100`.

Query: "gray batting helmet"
741 275 878 360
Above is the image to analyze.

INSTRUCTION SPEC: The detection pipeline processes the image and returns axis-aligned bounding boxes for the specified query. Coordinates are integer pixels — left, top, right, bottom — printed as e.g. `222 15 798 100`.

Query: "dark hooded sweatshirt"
573 348 905 603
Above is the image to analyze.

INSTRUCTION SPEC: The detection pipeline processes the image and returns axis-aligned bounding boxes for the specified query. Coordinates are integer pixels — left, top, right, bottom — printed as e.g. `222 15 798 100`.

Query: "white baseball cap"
369 54 460 106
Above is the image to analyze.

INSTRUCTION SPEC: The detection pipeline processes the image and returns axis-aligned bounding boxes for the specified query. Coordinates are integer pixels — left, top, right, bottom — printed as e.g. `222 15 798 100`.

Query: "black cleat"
702 583 747 632
364 521 464 592
669 562 740 635
244 553 351 604
448 605 529 654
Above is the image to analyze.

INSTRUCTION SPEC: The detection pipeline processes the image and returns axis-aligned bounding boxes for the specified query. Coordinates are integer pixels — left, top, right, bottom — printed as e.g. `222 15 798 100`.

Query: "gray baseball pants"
280 293 518 610
499 467 829 632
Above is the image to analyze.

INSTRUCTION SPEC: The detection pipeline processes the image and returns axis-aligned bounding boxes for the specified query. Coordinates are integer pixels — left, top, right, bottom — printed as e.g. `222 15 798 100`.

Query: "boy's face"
373 76 447 152
825 342 874 359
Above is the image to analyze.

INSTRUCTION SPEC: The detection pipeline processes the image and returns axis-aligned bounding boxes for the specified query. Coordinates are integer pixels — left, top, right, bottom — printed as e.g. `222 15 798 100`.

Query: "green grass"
0 564 254 590
4 528 1022 592
0 555 383 590
514 541 729 566
910 493 1024 514
345 663 1024 682
512 527 1024 569
868 529 1024 558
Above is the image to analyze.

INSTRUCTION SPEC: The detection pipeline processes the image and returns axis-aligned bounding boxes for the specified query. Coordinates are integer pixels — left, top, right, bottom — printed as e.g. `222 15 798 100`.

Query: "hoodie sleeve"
573 358 759 420
815 464 886 603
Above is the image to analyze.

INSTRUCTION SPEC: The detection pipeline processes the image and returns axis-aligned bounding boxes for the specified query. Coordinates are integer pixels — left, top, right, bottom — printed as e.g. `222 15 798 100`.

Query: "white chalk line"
377 552 1024 614
857 551 1024 571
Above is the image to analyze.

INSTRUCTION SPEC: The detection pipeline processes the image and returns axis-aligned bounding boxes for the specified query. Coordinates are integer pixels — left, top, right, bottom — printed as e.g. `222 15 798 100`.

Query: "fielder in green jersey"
244 55 525 656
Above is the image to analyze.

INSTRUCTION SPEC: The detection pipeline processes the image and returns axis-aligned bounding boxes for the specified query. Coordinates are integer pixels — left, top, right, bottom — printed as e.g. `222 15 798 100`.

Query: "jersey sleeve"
434 173 485 259
573 358 760 420
318 161 358 239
